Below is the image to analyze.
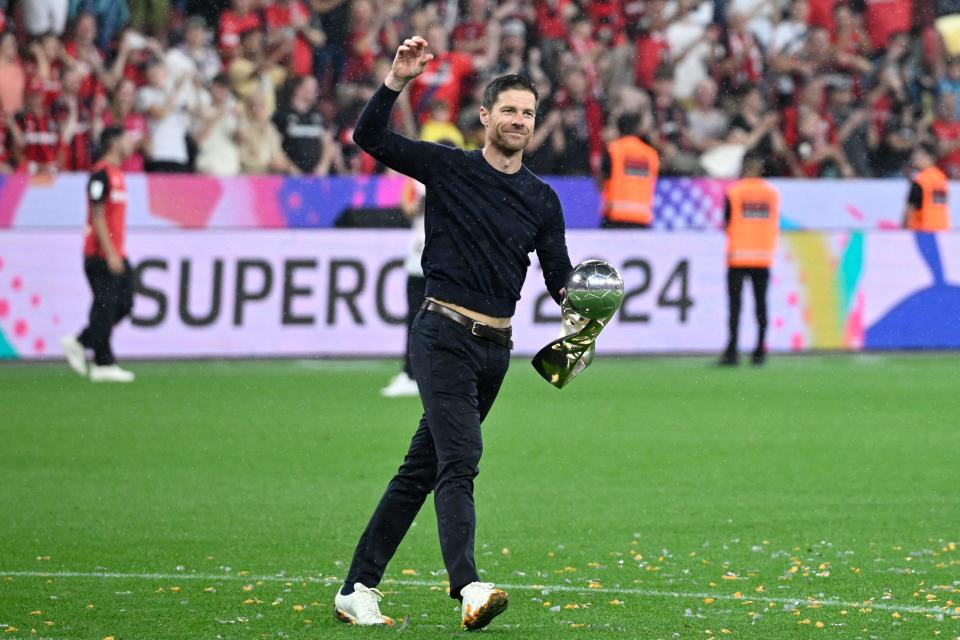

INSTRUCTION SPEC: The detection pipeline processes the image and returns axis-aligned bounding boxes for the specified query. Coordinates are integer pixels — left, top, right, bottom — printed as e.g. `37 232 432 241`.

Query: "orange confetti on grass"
608 599 624 606
243 598 257 605
28 611 41 616
588 582 602 589
3 627 17 634
891 612 901 619
242 584 254 592
564 604 579 610
703 598 715 604
815 621 825 628
401 569 417 576
720 630 732 635
755 585 766 593
170 586 181 593
104 636 114 639
292 605 305 612
733 592 743 599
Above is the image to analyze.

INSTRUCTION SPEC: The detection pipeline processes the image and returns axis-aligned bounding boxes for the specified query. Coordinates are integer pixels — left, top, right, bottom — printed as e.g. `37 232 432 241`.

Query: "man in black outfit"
333 36 572 631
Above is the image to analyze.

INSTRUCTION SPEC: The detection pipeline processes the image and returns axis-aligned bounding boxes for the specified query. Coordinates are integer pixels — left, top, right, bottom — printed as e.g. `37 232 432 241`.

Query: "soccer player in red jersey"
61 126 137 383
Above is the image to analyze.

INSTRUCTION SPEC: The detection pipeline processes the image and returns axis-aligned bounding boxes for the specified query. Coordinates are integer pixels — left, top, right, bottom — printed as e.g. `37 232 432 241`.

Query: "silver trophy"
532 260 625 388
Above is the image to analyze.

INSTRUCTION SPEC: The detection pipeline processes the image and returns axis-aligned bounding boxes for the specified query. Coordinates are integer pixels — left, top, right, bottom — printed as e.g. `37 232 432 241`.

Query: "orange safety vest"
726 177 779 268
602 136 660 225
907 167 950 232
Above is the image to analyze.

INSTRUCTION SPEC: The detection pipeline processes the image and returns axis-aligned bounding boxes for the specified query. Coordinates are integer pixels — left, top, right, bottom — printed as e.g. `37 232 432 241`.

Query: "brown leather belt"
421 301 513 349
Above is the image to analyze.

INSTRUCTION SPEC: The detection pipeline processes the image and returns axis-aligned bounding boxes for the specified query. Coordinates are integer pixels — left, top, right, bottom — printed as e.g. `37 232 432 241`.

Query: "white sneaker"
379 372 419 397
460 582 508 631
89 364 135 383
60 335 87 376
333 583 395 626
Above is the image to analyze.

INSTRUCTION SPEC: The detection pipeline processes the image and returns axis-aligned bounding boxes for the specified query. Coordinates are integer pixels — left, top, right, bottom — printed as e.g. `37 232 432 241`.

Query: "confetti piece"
609 599 624 606
104 636 114 639
29 611 41 616
87 603 95 609
704 598 715 604
501 548 510 556
543 601 552 607
170 586 181 593
892 612 901 619
292 605 304 612
733 592 743 599
401 569 417 576
203 587 217 593
720 630 732 635
242 585 254 592
815 621 824 628
243 598 256 605
755 585 765 593
589 582 602 589
564 603 579 610
155 587 165 593
570 623 584 628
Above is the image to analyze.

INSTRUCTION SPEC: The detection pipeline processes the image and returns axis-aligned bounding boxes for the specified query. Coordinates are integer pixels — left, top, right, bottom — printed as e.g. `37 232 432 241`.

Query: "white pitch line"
0 570 953 616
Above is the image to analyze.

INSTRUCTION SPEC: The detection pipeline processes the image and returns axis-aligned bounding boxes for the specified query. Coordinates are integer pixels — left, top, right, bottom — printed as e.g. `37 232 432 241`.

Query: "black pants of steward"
77 257 134 365
724 267 769 354
345 308 510 600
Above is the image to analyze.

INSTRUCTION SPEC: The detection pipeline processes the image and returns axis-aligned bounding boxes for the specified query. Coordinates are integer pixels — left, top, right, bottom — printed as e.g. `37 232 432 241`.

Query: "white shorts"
22 0 69 36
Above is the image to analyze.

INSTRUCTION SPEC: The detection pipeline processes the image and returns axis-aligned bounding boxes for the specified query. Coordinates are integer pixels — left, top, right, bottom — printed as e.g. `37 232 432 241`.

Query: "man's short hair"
100 125 126 155
617 112 641 137
481 74 539 111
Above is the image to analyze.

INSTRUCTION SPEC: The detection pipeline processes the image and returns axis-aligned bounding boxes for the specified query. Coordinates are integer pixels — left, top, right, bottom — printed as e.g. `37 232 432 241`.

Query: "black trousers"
77 257 134 366
725 267 769 355
345 309 511 600
402 275 427 378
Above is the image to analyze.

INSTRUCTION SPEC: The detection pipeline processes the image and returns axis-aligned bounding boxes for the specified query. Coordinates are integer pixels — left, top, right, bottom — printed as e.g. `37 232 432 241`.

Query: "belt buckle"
470 322 483 338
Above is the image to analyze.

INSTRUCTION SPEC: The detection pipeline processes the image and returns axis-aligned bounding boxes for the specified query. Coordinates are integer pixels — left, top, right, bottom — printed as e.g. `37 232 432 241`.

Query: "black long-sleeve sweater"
353 83 573 318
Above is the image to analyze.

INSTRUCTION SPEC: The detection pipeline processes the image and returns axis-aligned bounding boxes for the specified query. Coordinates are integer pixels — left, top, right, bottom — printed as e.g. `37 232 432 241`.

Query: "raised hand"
385 36 434 91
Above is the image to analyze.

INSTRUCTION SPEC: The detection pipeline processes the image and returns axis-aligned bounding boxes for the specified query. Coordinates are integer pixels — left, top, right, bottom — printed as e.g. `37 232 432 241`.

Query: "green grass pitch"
1 355 959 639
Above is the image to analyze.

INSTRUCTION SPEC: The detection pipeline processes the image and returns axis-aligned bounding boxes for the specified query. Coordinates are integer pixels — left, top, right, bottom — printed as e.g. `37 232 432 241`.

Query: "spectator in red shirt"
13 80 61 175
632 2 671 91
931 92 960 178
343 0 388 83
265 0 325 77
714 11 765 95
452 0 490 56
808 0 836 32
101 78 149 172
219 0 263 60
551 66 605 173
56 66 103 171
64 12 108 109
409 23 501 123
864 0 912 51
832 4 872 76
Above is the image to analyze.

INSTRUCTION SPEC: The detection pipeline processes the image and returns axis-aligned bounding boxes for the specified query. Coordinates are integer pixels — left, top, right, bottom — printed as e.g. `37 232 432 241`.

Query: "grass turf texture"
1 355 959 640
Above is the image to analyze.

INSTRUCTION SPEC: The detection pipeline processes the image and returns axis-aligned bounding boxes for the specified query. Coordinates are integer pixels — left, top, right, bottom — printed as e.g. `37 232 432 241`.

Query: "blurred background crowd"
1 0 959 179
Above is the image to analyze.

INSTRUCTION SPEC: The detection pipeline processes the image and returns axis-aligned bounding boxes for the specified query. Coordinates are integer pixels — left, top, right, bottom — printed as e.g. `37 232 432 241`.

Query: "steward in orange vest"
719 154 780 367
904 144 950 232
600 113 660 228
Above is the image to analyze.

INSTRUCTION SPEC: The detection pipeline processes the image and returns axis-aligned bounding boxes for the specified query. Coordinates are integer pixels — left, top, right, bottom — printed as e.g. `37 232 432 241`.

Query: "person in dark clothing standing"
272 74 339 175
61 126 136 383
334 37 573 631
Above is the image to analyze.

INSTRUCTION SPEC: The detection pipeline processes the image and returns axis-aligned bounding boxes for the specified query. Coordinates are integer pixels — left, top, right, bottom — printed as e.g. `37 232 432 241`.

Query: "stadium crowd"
0 0 959 178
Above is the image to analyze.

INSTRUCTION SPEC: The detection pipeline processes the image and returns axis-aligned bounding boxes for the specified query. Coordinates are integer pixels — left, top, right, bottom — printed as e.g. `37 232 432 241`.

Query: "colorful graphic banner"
0 174 942 230
2 230 960 360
